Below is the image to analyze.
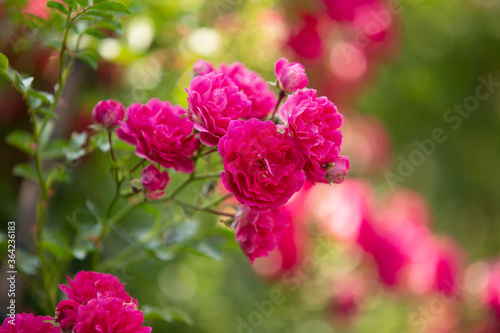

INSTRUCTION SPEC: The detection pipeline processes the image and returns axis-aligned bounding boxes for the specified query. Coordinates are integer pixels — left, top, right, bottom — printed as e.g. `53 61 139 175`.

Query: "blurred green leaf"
77 50 99 70
164 221 199 246
41 241 73 260
13 163 38 182
83 27 104 39
39 120 55 150
140 204 160 217
17 249 40 276
82 10 114 20
46 1 70 15
0 53 8 72
61 0 78 11
76 0 88 7
89 132 110 152
188 241 223 261
6 130 34 155
46 164 70 186
143 306 193 325
44 139 67 159
91 1 130 14
63 131 87 161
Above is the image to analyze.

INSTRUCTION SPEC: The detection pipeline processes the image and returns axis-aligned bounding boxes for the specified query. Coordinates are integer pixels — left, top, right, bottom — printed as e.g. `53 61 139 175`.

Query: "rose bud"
92 100 124 128
274 57 308 93
325 156 350 184
141 165 170 200
192 59 215 76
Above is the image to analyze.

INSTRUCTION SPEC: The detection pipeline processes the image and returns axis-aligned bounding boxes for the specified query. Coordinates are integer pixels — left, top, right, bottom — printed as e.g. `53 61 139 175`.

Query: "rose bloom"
274 58 308 93
56 299 79 332
72 298 151 333
279 89 346 184
141 165 170 200
218 119 305 211
186 72 251 146
235 205 290 264
117 98 199 173
92 100 124 128
219 62 277 119
0 314 60 333
59 270 136 305
192 59 215 75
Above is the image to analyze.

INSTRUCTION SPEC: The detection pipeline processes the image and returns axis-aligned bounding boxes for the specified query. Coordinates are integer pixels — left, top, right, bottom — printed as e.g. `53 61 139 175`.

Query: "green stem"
165 173 195 201
271 90 286 120
193 171 222 180
173 199 235 218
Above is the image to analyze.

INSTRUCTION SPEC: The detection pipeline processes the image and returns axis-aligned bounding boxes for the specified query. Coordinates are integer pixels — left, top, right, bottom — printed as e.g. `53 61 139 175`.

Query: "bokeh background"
1 0 500 332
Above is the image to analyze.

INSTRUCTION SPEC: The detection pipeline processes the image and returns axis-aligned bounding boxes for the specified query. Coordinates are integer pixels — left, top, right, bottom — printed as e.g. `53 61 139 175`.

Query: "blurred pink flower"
274 58 308 93
321 0 377 22
0 313 59 333
186 72 251 146
73 298 151 333
219 62 277 119
328 276 366 325
117 98 199 172
288 15 323 59
92 100 124 128
192 59 215 76
23 0 51 19
59 270 136 305
141 165 170 200
235 205 290 264
218 119 305 211
279 89 345 184
481 262 500 320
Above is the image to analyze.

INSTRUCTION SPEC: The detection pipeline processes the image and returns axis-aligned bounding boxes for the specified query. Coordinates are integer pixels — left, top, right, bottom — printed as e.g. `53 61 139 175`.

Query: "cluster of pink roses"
91 57 349 264
0 271 150 333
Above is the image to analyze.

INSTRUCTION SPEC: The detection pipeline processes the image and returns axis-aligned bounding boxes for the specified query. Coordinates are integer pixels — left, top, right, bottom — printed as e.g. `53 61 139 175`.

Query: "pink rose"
55 300 79 332
59 270 136 305
117 98 199 173
279 89 345 184
219 62 277 119
0 313 59 333
141 164 170 200
186 72 251 146
325 155 350 184
192 59 215 75
218 119 305 211
72 298 151 333
288 15 323 59
235 205 290 263
91 100 124 128
274 58 308 93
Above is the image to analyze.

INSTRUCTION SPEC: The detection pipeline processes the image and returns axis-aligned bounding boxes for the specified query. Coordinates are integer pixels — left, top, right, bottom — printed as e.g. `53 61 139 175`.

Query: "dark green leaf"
6 130 34 155
46 1 70 15
77 51 99 70
83 27 104 39
0 53 8 72
91 1 130 14
13 163 38 182
61 0 78 11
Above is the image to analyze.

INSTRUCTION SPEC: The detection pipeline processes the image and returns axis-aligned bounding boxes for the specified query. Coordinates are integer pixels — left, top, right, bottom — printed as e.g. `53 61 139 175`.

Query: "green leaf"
64 131 88 161
45 164 69 186
17 249 40 275
41 241 73 260
0 53 8 72
77 50 99 70
83 27 104 39
28 89 54 105
164 221 199 246
39 120 55 150
188 241 223 261
143 306 193 325
61 0 78 11
13 163 38 182
140 204 159 218
6 130 34 155
82 10 114 20
91 1 130 14
76 0 88 7
43 139 67 159
89 132 110 152
46 1 70 15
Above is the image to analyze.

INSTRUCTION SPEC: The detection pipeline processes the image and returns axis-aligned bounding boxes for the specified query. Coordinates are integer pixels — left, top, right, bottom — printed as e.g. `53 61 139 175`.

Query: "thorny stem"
271 90 286 120
173 199 235 218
